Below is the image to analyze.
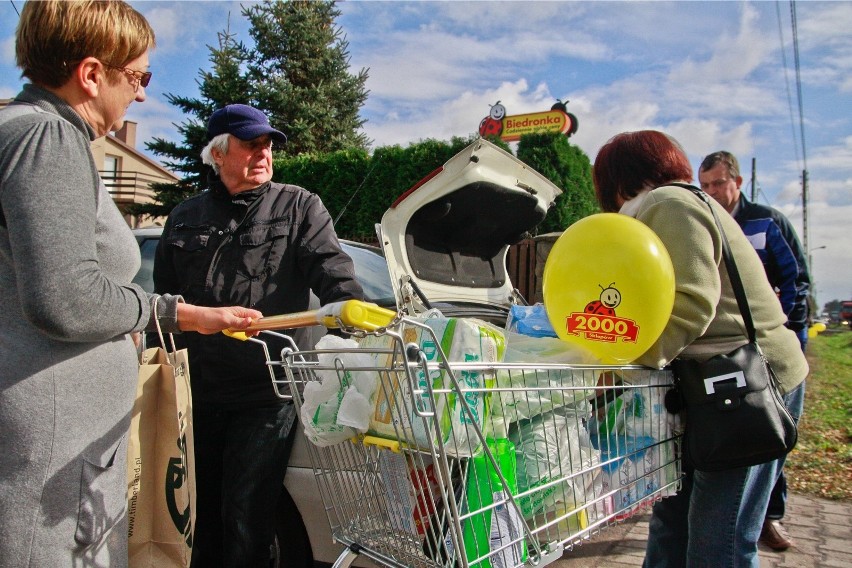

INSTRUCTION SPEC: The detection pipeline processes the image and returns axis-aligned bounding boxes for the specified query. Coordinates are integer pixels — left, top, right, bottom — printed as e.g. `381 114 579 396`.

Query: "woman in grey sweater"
0 3 261 566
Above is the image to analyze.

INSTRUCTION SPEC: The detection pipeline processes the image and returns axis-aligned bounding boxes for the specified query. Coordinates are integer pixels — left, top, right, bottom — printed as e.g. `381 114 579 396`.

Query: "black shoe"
760 519 793 551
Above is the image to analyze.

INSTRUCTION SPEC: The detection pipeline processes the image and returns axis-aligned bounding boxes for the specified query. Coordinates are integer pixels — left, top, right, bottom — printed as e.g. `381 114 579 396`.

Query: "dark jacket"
733 194 810 331
154 177 363 408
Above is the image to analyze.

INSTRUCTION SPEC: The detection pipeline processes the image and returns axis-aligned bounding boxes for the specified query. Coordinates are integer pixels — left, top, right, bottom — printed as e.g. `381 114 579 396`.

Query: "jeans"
764 327 807 521
765 379 806 520
643 459 778 567
190 402 297 568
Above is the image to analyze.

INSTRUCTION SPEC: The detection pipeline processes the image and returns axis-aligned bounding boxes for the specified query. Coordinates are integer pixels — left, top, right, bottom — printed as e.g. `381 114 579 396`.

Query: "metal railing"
100 171 166 205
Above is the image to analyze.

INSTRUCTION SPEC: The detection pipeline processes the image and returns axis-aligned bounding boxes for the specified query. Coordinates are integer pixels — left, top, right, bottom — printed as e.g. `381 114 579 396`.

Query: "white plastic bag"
510 402 599 523
300 335 378 447
492 332 600 425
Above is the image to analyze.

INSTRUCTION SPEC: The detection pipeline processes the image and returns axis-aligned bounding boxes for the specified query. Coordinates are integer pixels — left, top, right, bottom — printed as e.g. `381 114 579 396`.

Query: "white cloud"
670 3 771 84
797 197 852 303
134 0 248 54
808 136 852 177
361 79 555 149
797 2 852 52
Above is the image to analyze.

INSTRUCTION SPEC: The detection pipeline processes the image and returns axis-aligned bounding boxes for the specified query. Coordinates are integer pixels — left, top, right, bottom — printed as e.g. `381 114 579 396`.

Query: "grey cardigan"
0 85 177 566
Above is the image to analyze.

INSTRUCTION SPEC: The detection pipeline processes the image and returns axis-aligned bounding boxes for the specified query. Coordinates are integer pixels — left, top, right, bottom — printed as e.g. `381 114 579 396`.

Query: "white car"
133 138 562 566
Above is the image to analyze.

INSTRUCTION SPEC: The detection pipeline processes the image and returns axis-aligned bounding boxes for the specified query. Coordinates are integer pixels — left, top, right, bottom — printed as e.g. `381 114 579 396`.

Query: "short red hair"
593 130 693 212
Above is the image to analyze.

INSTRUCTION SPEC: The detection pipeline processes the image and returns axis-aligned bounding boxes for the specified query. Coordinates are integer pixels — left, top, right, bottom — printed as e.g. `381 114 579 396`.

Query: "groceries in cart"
299 334 379 447
587 377 680 519
461 437 527 567
505 303 558 338
230 299 681 567
365 314 505 457
492 331 600 429
510 404 599 534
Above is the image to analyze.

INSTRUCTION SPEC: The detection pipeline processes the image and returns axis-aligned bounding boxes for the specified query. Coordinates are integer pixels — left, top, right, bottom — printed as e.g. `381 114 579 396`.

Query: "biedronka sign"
478 100 578 142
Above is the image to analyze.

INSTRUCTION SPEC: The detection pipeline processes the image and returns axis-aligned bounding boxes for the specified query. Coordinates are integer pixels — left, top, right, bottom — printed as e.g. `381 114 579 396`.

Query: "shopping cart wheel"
405 342 421 361
331 543 362 568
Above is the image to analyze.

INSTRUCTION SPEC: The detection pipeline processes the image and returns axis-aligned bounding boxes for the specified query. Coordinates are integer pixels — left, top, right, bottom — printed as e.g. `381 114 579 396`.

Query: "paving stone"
545 493 850 567
821 501 850 515
819 556 852 568
821 538 852 554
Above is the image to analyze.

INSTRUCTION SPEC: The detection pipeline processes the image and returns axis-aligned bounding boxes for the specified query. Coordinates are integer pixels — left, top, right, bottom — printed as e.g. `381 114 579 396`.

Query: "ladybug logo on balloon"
584 283 622 317
567 283 640 345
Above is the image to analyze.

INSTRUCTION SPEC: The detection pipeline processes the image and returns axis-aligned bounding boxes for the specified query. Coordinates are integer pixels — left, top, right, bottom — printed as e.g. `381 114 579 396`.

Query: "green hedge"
272 133 597 239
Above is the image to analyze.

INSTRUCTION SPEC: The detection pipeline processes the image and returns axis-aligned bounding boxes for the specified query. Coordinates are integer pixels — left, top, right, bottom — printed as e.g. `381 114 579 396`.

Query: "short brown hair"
593 130 693 212
699 151 740 179
16 0 155 88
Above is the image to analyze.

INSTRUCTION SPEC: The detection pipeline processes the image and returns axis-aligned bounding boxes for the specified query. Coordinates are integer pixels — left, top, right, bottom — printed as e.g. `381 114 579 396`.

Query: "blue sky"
2 0 850 306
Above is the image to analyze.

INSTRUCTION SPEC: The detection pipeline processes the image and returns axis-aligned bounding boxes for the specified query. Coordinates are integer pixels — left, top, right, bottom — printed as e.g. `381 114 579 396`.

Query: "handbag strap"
668 183 757 344
151 296 178 364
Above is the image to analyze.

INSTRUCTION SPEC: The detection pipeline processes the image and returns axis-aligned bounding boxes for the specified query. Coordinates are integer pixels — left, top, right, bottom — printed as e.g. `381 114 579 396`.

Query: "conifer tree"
134 26 252 218
244 0 370 155
516 132 599 233
134 0 369 218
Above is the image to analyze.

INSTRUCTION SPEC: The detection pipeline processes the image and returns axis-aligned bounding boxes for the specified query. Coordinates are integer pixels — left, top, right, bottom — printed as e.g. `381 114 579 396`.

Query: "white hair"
200 133 231 175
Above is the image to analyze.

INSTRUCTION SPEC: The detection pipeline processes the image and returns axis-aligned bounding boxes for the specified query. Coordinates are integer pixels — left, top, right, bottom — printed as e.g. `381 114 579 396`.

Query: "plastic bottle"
462 438 527 568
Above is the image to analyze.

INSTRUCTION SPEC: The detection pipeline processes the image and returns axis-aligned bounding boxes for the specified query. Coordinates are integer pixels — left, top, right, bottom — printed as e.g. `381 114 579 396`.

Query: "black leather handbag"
668 184 798 472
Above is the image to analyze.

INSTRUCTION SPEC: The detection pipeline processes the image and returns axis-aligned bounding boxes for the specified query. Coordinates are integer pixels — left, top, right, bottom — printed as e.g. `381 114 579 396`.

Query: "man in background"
699 150 810 551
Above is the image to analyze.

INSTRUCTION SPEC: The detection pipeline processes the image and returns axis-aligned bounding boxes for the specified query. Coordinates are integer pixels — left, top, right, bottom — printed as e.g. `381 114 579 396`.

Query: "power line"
776 1 801 171
333 157 379 227
789 1 811 264
790 1 808 170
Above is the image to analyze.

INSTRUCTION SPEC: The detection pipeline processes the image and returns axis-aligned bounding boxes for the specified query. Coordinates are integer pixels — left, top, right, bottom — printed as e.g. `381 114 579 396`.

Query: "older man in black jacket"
154 104 364 567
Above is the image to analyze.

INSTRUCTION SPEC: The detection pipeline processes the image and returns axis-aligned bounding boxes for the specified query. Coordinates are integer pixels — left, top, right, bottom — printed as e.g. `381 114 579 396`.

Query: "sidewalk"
551 493 852 567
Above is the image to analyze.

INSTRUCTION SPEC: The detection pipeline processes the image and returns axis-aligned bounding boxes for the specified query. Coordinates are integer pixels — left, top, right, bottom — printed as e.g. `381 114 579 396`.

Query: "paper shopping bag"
127 345 196 568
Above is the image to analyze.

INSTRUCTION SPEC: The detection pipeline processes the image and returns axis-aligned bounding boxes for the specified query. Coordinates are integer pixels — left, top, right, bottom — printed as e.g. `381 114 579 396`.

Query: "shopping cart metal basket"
230 301 681 568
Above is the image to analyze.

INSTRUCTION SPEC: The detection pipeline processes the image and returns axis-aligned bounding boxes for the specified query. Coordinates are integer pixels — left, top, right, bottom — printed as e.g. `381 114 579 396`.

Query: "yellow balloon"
814 322 827 333
807 326 818 338
542 214 676 364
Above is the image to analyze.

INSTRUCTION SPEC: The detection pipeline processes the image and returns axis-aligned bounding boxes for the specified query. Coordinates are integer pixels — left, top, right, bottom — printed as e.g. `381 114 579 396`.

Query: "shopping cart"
229 301 681 568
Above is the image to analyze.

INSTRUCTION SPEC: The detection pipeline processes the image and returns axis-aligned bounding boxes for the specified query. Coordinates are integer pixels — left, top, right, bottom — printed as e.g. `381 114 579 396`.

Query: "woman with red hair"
592 130 807 567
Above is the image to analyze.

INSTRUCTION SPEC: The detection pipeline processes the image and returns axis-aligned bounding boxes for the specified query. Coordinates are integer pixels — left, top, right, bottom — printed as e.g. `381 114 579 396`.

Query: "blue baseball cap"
207 104 287 143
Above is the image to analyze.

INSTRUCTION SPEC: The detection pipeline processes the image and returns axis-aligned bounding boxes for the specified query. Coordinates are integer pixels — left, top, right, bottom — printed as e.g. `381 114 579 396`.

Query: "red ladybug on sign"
479 117 502 137
478 101 505 138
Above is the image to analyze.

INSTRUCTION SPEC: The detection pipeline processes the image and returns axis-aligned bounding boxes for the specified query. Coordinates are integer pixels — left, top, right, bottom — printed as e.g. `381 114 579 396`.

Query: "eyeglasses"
101 61 152 91
237 137 276 153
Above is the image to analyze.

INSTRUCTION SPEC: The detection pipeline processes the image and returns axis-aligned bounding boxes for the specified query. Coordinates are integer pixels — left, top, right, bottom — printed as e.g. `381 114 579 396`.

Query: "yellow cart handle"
225 299 396 336
360 435 402 453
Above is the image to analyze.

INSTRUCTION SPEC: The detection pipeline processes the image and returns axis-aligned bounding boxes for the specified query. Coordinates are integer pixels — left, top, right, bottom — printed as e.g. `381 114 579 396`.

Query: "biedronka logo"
564 283 640 344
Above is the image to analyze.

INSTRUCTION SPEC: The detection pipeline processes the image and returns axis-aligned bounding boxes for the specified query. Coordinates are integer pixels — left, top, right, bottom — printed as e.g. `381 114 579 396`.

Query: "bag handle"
668 183 757 344
152 296 178 365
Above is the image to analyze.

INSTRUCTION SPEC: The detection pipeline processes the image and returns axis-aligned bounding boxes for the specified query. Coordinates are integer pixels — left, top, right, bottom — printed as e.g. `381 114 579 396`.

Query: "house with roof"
90 121 176 227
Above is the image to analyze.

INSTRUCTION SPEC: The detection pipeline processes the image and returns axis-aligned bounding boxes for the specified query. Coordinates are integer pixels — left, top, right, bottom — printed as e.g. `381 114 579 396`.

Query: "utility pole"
809 245 826 309
751 158 757 202
802 169 809 256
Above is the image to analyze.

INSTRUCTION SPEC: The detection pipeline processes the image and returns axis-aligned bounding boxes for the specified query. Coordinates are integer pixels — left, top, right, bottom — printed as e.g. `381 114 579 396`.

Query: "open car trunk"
379 138 562 322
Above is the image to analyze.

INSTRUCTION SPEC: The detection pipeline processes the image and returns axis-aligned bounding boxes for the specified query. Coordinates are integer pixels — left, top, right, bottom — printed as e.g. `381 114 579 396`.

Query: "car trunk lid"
379 138 562 316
